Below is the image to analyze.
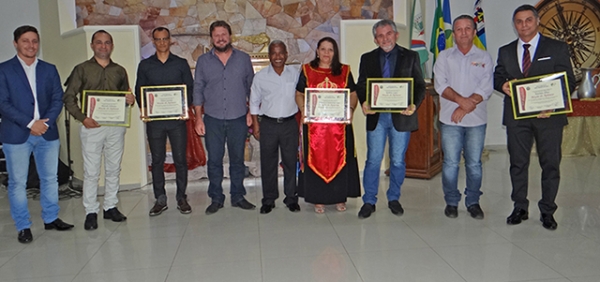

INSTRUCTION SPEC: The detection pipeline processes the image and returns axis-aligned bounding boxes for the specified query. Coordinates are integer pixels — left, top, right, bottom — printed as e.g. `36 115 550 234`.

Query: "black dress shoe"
18 228 33 243
358 203 376 219
467 204 484 219
506 208 529 225
287 203 301 212
44 218 74 231
104 207 127 222
540 213 558 230
444 205 458 218
260 203 275 214
388 200 404 216
232 199 256 210
84 213 98 230
205 202 224 214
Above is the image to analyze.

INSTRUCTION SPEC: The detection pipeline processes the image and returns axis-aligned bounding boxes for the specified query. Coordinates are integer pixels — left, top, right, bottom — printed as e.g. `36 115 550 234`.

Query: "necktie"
382 53 391 78
522 44 531 77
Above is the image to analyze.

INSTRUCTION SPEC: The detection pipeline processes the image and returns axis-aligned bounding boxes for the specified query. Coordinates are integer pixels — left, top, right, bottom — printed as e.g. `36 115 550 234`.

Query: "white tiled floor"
1 148 600 282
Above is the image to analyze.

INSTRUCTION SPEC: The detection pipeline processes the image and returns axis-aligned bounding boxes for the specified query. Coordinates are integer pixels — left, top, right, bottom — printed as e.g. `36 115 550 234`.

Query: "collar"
210 47 236 56
379 44 400 55
453 44 478 57
267 64 289 75
150 52 175 63
17 55 38 68
88 57 115 67
518 32 540 47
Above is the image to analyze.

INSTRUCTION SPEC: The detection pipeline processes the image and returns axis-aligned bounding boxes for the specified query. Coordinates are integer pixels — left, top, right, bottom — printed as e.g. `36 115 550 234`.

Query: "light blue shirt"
434 45 493 126
249 64 299 118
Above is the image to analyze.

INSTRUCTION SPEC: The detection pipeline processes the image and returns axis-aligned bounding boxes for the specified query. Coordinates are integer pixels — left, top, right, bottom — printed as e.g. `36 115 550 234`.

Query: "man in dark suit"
494 4 575 230
0 25 74 243
356 19 426 219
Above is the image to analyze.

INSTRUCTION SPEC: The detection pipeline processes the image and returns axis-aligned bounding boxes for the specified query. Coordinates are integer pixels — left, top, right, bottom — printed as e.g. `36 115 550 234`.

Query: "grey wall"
0 0 41 61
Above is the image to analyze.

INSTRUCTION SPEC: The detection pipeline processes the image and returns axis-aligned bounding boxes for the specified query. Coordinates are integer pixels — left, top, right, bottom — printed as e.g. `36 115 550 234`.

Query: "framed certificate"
81 90 131 127
140 85 189 121
366 78 414 112
304 88 350 124
509 72 573 120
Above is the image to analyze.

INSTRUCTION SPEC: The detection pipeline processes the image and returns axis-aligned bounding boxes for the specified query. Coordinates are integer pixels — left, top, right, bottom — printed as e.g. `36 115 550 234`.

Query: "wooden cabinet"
405 84 442 179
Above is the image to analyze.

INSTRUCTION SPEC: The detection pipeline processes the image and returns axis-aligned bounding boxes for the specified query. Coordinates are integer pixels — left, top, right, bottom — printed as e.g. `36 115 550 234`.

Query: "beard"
214 42 232 52
380 43 394 52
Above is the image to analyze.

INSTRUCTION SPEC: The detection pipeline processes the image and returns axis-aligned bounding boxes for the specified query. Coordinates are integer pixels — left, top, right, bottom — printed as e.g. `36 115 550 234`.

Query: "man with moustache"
434 15 493 219
193 20 256 214
494 4 575 230
249 41 300 214
64 30 135 230
356 19 426 219
0 25 74 243
135 27 194 216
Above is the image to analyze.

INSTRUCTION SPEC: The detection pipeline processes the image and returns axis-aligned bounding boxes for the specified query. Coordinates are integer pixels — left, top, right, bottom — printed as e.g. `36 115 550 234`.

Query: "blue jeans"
2 136 60 231
362 113 411 205
204 114 247 204
441 123 486 207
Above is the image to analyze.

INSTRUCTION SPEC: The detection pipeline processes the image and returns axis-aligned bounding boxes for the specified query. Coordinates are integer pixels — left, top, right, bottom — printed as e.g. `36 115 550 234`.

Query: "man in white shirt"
250 41 300 214
434 15 493 219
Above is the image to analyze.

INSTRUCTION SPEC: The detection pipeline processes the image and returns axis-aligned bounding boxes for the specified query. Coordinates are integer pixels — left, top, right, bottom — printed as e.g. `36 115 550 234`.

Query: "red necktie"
522 44 531 77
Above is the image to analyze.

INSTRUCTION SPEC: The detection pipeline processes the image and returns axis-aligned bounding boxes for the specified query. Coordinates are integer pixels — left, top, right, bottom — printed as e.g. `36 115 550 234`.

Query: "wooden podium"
405 84 442 179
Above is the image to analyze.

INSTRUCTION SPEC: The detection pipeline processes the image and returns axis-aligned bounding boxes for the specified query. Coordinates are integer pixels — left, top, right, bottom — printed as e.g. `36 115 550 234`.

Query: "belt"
260 113 296 123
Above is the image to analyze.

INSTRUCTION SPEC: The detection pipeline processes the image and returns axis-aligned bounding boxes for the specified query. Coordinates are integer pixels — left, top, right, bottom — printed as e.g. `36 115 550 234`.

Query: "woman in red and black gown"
295 37 361 213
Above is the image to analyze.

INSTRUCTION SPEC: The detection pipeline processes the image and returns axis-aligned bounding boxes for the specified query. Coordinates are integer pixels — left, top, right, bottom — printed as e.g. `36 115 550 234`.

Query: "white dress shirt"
517 32 540 73
433 45 494 126
250 64 300 118
17 56 40 128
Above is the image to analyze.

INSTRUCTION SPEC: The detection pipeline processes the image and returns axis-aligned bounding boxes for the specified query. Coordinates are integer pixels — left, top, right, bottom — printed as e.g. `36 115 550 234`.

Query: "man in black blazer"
356 19 426 219
494 4 575 230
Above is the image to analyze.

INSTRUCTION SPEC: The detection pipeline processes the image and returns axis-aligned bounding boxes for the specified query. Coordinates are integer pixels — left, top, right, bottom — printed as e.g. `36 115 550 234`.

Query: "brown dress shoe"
177 198 192 214
149 202 168 216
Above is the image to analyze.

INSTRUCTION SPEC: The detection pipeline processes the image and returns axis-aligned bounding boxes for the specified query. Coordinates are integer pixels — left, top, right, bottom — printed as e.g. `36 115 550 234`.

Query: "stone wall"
76 0 393 67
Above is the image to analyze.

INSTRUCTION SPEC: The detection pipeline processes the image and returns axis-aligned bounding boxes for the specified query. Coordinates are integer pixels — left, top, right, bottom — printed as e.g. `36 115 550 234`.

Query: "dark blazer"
356 45 426 132
0 56 64 144
493 34 576 128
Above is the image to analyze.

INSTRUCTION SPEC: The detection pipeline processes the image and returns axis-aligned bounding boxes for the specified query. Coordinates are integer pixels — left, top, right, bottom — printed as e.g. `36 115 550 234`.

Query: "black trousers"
259 116 299 206
146 120 188 202
506 123 563 215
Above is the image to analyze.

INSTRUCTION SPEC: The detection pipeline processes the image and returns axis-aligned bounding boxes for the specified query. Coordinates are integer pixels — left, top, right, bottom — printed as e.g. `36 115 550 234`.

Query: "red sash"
303 64 350 183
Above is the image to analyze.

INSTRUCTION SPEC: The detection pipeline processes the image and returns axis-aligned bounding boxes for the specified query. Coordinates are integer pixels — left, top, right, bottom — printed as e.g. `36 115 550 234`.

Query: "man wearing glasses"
135 27 194 216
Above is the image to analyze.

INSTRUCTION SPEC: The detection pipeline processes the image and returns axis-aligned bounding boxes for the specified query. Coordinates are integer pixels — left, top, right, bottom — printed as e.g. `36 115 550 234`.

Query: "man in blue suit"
0 25 74 244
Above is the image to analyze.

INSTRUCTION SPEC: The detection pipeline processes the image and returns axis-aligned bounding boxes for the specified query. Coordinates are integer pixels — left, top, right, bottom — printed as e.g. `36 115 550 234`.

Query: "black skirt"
297 124 361 204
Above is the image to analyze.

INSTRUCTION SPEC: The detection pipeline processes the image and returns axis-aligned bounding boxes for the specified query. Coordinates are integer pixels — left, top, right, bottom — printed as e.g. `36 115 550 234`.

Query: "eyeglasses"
153 37 171 42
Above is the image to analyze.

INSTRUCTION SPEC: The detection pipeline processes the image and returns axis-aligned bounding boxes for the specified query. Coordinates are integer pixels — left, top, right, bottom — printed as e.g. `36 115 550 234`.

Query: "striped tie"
522 44 531 77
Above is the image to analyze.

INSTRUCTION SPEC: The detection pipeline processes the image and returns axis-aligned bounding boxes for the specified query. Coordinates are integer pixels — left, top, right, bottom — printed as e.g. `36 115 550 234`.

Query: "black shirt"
134 52 194 107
